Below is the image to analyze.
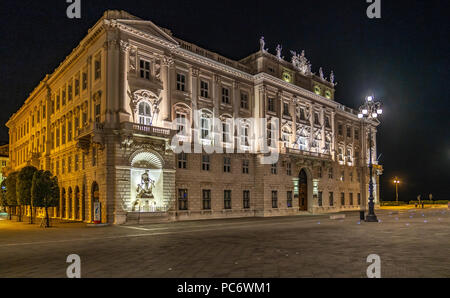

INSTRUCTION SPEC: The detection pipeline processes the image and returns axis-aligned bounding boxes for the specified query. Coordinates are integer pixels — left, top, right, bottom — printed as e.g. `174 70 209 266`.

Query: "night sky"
0 0 448 202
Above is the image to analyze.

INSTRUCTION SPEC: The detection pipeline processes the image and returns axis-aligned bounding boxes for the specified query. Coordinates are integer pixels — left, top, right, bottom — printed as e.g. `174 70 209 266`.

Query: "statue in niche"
136 170 155 199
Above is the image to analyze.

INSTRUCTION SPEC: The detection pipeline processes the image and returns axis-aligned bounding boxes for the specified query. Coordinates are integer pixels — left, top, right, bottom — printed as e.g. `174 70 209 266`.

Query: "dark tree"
17 166 38 224
31 171 60 228
5 172 19 221
0 180 9 219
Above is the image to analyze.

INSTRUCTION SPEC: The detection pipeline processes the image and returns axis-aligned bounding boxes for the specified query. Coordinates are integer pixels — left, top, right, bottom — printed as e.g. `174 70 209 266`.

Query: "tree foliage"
17 166 38 206
0 180 7 207
31 171 60 208
5 172 18 207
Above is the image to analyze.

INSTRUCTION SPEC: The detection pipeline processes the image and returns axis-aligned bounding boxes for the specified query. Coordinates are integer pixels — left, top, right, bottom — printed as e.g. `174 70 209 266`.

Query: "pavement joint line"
0 216 340 248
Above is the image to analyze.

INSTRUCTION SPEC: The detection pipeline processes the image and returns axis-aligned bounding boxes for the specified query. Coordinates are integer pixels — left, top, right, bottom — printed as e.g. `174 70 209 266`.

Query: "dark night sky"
0 0 448 202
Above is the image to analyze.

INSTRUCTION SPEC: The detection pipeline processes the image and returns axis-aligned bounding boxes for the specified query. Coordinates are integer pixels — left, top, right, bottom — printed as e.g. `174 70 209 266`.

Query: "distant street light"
393 177 400 205
358 96 383 222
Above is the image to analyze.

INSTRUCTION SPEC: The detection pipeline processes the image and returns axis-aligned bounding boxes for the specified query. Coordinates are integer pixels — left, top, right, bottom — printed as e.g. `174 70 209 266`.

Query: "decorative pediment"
117 20 179 46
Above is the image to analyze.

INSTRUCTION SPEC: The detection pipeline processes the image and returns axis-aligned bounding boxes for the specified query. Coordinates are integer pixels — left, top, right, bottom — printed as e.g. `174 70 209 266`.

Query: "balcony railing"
281 146 332 160
121 122 173 138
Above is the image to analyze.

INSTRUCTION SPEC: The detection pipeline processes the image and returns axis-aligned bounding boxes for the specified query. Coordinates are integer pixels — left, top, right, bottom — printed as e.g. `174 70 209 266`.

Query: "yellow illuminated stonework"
314 85 321 95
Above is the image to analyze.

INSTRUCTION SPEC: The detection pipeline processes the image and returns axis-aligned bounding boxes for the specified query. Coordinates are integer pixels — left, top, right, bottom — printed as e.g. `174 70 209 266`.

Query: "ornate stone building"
6 10 382 224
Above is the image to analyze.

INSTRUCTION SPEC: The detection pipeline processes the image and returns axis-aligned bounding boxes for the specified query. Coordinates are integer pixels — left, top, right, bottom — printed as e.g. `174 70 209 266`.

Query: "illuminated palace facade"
6 11 382 224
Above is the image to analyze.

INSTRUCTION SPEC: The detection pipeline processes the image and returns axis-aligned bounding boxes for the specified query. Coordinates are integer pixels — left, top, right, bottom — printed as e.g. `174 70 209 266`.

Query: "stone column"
118 41 130 123
160 56 174 125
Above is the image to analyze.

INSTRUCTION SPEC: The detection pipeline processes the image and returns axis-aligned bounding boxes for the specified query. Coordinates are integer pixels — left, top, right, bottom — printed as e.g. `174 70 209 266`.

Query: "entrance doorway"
299 169 308 211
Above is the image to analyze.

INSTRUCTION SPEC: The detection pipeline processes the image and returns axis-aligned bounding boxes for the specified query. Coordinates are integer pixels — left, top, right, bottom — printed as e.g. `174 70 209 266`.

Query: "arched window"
138 102 152 125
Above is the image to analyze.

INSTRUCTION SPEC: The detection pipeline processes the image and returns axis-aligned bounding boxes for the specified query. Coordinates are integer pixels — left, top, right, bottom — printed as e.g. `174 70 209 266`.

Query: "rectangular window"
314 113 320 126
241 159 249 174
75 76 80 96
222 122 231 144
283 102 290 116
61 158 65 174
139 59 151 80
222 87 230 104
318 167 323 178
68 156 72 173
42 105 46 119
240 92 249 110
341 170 345 181
201 115 210 139
200 81 209 98
286 162 292 176
271 163 277 175
355 129 360 140
94 55 101 80
92 146 97 167
202 155 210 171
350 171 354 182
202 190 211 210
95 103 101 123
325 116 331 128
61 124 66 145
82 152 85 170
328 167 333 179
272 191 278 208
268 97 275 112
347 127 352 138
349 193 354 205
68 120 72 142
68 81 73 101
341 193 345 206
176 73 186 91
243 190 250 209
358 193 361 205
223 157 231 173
177 153 187 169
75 154 79 172
338 124 343 136
329 192 334 206
299 108 306 121
62 87 66 106
56 128 60 147
56 94 60 110
176 113 187 135
178 189 188 210
318 191 323 207
224 190 232 210
82 72 87 90
55 160 59 176
287 191 293 208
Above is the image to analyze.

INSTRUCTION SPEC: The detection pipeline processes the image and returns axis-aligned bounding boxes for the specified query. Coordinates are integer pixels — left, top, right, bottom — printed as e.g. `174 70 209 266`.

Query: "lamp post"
393 177 400 205
358 96 382 222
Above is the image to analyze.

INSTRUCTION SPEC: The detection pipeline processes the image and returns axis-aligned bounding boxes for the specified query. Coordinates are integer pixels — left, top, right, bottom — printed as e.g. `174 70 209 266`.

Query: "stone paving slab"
0 209 449 278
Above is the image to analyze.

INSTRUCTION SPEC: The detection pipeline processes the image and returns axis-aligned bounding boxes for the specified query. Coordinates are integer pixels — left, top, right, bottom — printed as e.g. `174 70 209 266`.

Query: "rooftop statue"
276 44 283 60
319 67 324 80
260 36 267 53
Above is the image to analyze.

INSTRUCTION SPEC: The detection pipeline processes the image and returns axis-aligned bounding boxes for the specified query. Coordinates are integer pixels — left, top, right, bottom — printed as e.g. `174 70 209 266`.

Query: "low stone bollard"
330 214 346 220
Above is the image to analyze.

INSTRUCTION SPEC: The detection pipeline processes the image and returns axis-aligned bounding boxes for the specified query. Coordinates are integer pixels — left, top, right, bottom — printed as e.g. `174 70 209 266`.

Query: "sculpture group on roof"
259 36 337 86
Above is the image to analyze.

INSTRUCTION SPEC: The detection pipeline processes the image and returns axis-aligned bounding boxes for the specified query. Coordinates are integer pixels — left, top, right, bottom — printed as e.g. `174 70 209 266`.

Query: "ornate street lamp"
358 96 382 222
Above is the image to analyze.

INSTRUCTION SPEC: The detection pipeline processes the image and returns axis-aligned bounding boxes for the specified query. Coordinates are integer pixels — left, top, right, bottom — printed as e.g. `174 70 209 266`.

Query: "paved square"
0 208 449 278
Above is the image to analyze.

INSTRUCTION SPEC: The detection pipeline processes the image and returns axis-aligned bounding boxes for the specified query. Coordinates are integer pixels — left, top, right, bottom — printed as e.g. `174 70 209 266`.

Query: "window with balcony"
139 102 152 125
200 112 211 140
